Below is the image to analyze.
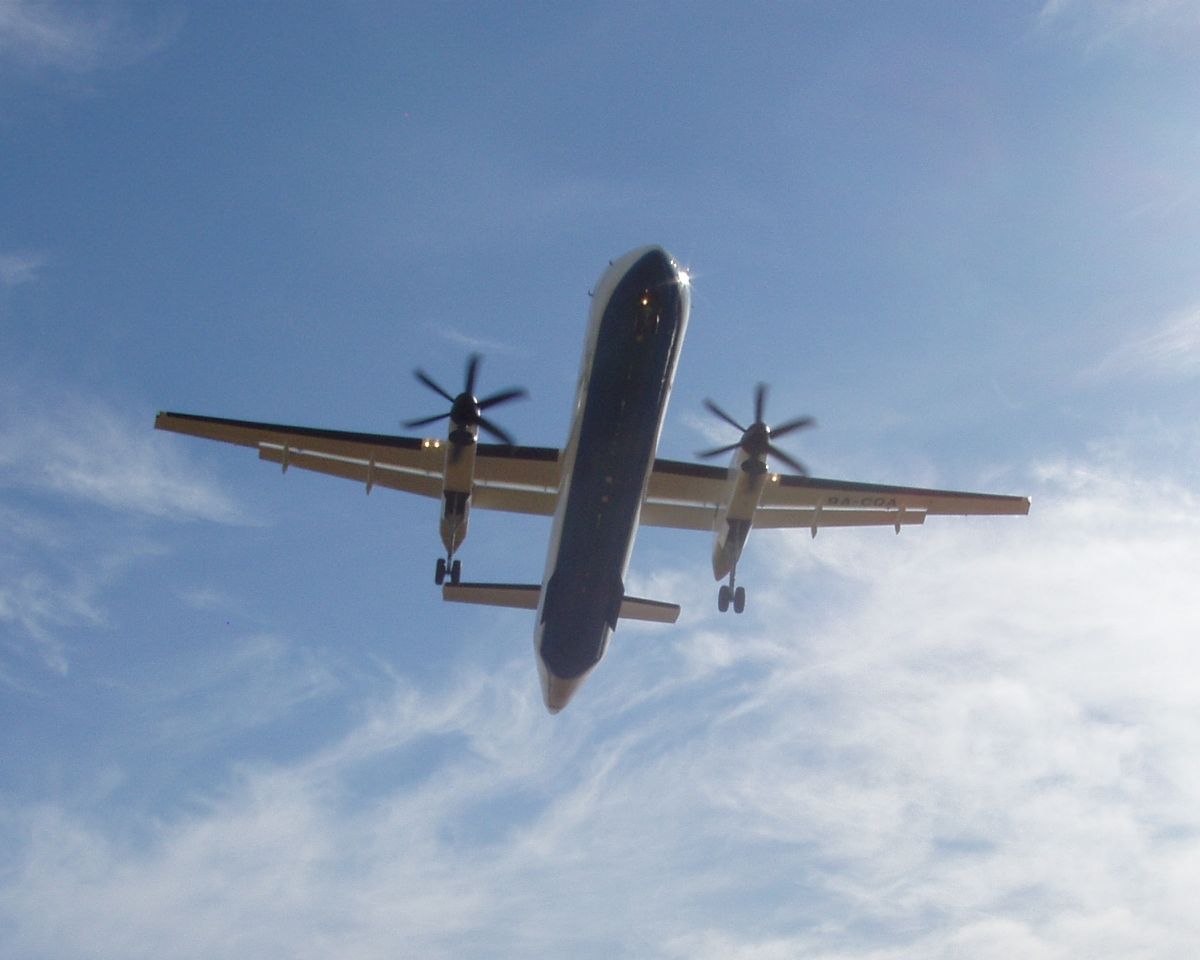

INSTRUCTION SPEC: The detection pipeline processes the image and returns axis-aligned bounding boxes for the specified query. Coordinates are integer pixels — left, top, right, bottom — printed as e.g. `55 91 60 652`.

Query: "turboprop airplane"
155 245 1030 713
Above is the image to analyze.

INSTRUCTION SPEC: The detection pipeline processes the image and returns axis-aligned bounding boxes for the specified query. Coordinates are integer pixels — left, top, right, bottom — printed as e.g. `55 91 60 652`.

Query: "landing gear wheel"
450 559 462 585
435 558 446 585
733 585 746 614
718 585 731 612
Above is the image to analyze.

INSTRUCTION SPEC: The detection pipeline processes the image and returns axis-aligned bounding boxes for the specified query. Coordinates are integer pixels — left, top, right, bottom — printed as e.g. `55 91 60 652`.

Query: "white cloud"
1 450 1199 957
0 379 247 676
1037 0 1200 50
0 383 244 523
1086 303 1200 380
0 251 46 285
434 325 523 357
0 563 98 674
0 0 176 74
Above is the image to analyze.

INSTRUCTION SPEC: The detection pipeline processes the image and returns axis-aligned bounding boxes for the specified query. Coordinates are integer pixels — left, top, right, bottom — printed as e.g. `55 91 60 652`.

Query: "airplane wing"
154 412 562 513
641 457 1030 532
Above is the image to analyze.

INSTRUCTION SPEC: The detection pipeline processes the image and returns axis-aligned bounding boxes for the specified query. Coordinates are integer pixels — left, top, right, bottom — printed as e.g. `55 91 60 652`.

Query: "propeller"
405 353 527 446
697 383 815 476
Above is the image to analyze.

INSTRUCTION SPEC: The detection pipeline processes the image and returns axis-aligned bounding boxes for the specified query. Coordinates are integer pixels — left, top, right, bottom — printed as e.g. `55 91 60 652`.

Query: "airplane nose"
538 660 587 714
630 246 683 287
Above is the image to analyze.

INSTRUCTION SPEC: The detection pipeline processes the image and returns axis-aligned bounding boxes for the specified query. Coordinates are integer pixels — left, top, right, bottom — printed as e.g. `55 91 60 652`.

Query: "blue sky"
3 1 1200 956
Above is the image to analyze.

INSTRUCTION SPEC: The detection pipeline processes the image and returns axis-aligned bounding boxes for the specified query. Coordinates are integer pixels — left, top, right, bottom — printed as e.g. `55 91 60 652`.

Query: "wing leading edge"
642 456 1029 532
154 411 562 511
156 413 1029 528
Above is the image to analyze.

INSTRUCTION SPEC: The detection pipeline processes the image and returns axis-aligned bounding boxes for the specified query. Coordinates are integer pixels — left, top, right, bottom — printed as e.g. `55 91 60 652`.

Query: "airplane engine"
698 383 815 613
404 353 527 586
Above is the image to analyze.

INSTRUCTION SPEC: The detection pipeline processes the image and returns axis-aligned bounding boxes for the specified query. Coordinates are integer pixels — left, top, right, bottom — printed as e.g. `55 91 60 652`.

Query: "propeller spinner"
405 353 527 446
698 383 815 476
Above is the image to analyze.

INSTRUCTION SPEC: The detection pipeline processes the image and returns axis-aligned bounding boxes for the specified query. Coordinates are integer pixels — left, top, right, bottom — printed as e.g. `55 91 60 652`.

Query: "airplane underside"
153 244 1029 715
535 247 690 711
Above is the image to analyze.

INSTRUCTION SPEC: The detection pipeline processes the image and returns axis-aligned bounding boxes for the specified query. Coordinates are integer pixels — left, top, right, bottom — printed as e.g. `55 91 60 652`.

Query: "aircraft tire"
435 558 446 585
450 559 462 585
718 585 731 612
733 586 746 614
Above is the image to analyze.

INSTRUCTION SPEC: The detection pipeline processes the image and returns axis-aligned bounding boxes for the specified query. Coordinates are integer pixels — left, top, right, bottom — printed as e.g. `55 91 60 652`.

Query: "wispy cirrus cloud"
1037 0 1200 50
0 0 178 75
0 251 47 286
0 382 244 523
0 545 101 675
1 448 1198 957
0 377 245 676
1085 303 1200 381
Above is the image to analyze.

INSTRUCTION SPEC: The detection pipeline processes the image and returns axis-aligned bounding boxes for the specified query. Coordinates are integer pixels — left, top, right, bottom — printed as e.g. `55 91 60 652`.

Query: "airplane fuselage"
534 247 690 712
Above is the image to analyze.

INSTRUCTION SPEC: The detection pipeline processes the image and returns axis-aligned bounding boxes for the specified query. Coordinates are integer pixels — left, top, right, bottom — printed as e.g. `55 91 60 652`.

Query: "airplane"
156 245 1030 713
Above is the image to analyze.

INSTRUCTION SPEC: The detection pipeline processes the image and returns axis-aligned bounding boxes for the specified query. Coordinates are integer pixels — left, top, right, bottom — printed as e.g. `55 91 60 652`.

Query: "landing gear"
717 569 746 614
435 557 462 586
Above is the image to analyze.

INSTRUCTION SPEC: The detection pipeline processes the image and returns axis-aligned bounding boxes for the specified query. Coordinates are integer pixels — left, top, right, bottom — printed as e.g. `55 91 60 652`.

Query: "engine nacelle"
438 424 478 557
710 448 768 580
406 352 527 582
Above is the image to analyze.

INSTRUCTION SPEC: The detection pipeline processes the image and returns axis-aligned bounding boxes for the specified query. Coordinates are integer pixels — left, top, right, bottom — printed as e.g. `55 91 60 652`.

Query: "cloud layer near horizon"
3 446 1197 959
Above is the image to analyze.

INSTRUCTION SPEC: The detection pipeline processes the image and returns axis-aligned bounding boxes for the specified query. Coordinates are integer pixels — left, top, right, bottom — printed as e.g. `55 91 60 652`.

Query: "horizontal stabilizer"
442 582 540 610
618 595 681 623
442 582 680 624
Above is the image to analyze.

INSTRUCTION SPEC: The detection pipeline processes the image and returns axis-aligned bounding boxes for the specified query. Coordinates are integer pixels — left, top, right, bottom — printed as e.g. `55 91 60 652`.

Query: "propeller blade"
697 442 743 459
768 444 808 476
703 398 747 434
414 369 455 404
404 412 451 429
769 415 816 440
478 387 528 411
464 353 480 397
754 383 767 424
408 353 526 446
478 415 516 446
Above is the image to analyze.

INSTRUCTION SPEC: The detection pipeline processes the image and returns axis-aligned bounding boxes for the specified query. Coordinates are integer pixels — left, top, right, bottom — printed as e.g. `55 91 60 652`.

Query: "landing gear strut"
717 566 746 614
435 556 461 586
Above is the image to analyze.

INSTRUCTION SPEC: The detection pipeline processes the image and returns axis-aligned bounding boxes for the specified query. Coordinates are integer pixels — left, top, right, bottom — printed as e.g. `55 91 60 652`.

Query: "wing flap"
646 458 729 507
472 486 558 516
639 501 719 531
754 507 928 530
257 445 443 499
764 475 1030 515
475 446 561 488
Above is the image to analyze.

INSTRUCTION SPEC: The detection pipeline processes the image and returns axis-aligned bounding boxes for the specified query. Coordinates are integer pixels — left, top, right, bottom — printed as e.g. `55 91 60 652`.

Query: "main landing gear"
435 556 462 586
717 566 746 614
